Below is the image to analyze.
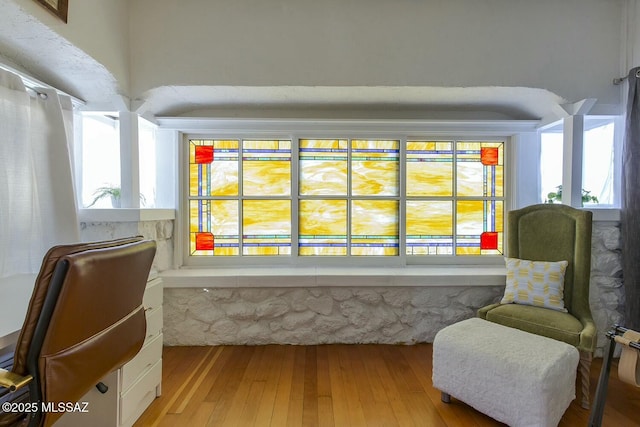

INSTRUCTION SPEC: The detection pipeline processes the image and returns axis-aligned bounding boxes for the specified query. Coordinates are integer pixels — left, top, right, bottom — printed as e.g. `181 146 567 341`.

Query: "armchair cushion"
501 257 569 312
480 303 583 347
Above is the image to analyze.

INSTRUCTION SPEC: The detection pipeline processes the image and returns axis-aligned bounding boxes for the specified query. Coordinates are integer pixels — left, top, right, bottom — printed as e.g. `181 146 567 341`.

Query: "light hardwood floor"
133 344 639 427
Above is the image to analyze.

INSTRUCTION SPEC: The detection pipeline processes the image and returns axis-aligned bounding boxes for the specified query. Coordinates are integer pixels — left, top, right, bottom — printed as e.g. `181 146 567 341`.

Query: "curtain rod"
613 69 640 85
0 62 85 107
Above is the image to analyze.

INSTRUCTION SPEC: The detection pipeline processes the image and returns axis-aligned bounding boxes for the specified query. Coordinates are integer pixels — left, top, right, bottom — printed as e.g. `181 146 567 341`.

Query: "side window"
79 114 121 208
582 118 617 206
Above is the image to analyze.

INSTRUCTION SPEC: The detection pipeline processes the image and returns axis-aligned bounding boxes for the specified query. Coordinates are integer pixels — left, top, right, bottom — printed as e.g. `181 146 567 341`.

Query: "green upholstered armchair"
478 203 596 409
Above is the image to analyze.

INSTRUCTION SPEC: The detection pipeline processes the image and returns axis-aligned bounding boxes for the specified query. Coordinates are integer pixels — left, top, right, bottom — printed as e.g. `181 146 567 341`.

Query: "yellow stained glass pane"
242 140 291 196
352 140 399 196
456 141 504 197
351 200 398 256
299 139 348 195
406 201 453 255
456 200 503 256
406 141 453 197
189 139 238 196
242 199 291 256
189 200 239 256
299 199 347 256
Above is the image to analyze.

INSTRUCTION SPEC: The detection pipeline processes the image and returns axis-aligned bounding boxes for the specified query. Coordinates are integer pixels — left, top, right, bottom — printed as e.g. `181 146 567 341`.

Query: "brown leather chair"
0 236 156 427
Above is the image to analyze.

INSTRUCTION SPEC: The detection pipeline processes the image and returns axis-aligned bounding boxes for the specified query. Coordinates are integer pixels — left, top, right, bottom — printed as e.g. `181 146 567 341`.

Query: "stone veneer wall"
79 219 174 272
590 221 624 356
163 286 505 346
80 219 624 355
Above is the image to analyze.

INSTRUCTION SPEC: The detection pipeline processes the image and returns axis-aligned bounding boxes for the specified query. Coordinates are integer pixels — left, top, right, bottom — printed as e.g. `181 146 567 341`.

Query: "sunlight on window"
540 118 616 207
583 119 615 206
540 129 563 204
139 118 157 208
81 114 120 208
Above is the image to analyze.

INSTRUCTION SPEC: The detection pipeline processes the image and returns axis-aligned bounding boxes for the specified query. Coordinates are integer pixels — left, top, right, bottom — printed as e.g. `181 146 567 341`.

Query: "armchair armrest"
0 368 32 392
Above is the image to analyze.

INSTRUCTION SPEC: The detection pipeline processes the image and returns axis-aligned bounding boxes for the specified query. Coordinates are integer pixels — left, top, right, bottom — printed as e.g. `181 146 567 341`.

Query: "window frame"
164 118 536 268
538 115 623 209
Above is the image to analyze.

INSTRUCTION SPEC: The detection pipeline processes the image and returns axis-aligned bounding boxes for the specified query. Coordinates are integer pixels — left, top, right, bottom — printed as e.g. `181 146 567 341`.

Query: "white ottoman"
432 318 579 427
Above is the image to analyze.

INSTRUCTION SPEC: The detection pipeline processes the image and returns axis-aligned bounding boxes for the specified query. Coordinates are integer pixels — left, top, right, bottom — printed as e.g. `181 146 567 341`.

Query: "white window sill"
160 266 507 288
588 208 620 222
78 208 176 222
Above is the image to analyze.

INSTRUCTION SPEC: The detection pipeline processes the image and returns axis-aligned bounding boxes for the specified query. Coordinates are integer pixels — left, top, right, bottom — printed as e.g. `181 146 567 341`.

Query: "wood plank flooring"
133 344 640 427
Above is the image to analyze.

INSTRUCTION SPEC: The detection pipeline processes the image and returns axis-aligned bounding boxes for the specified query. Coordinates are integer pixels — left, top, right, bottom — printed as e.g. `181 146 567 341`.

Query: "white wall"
7 0 130 98
627 0 640 71
129 0 623 108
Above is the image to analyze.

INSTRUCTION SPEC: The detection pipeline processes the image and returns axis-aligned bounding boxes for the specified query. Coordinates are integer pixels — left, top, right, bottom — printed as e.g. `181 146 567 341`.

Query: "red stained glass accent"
195 233 214 250
480 232 498 250
195 146 214 164
480 147 499 166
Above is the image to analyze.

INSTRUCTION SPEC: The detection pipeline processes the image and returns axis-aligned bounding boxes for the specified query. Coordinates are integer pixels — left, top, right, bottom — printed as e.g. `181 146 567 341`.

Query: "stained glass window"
189 140 238 197
406 140 504 256
187 135 504 260
406 201 453 255
299 199 347 256
243 140 291 196
188 138 292 257
190 199 239 256
406 141 453 197
456 141 504 197
243 200 291 255
456 200 504 255
351 200 399 256
352 140 399 196
299 139 347 195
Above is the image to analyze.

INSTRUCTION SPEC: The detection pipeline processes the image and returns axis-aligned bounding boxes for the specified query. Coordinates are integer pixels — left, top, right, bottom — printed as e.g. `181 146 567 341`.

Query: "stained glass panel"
406 201 453 255
351 200 399 256
243 140 291 196
456 200 503 255
456 141 504 197
352 140 399 196
187 134 505 260
243 200 291 255
406 141 453 197
299 139 348 195
189 200 239 256
189 139 238 197
299 199 347 256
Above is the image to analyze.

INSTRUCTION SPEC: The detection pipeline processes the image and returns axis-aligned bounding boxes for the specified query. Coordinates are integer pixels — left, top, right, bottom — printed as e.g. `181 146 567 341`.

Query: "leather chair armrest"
0 368 32 392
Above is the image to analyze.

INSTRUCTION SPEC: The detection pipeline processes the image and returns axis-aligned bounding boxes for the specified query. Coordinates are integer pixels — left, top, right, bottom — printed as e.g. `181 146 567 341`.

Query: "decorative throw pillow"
501 257 569 312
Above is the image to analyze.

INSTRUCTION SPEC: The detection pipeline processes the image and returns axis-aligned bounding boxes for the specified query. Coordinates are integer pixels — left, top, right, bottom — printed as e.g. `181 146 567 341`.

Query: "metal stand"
588 324 640 427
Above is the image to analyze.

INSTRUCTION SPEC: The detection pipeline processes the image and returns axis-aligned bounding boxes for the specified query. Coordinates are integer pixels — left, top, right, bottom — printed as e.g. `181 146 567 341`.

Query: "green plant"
545 185 599 205
86 185 146 208
86 185 121 208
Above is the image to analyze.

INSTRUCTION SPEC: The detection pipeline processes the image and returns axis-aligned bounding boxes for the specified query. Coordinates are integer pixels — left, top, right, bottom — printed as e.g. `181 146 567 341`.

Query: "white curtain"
0 69 80 278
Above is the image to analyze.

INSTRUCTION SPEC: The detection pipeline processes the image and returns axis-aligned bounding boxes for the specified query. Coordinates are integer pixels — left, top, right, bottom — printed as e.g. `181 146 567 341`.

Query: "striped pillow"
501 257 569 312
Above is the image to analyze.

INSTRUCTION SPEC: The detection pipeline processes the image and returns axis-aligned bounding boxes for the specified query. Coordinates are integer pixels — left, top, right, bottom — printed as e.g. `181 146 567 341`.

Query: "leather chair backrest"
12 237 144 376
38 239 156 426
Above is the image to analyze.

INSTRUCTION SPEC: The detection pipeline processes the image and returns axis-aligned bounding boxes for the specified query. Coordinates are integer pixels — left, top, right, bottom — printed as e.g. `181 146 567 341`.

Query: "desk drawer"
120 333 162 392
119 359 161 426
143 278 163 311
144 306 162 344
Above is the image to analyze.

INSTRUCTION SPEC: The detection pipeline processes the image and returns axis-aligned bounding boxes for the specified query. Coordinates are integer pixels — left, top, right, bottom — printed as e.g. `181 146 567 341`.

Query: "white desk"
0 274 36 354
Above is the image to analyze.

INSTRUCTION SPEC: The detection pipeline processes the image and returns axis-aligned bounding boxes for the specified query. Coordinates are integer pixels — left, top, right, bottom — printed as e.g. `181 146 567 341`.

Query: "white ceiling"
0 1 123 108
135 85 566 120
0 1 567 120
